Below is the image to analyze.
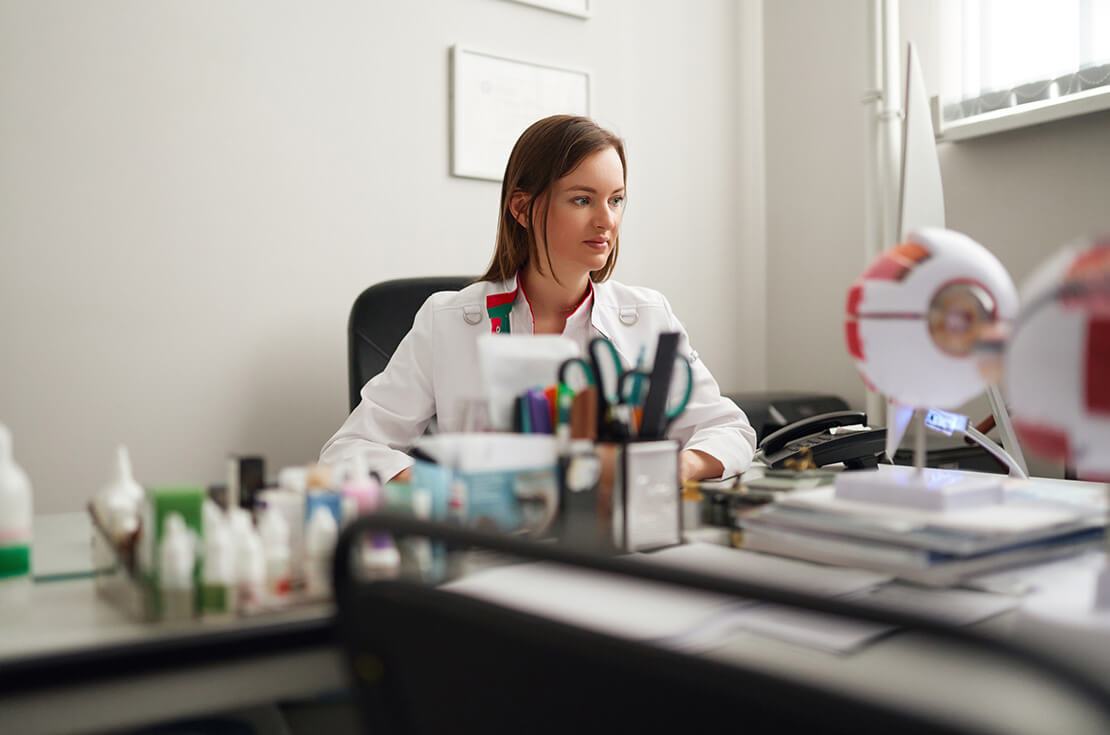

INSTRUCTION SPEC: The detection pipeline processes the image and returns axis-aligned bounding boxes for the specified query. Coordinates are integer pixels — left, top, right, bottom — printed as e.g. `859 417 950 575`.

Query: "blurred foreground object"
1005 237 1110 483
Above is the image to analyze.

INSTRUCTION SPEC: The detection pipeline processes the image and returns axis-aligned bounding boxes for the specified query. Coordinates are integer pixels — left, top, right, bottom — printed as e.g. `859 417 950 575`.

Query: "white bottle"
361 534 400 581
258 505 291 605
0 423 33 605
230 508 266 613
409 489 435 582
200 503 236 619
159 513 196 621
304 506 338 600
94 445 144 543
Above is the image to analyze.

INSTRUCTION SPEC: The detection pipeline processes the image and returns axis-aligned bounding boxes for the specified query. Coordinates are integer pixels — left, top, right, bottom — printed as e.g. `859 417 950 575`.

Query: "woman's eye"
610 196 625 207
572 196 590 206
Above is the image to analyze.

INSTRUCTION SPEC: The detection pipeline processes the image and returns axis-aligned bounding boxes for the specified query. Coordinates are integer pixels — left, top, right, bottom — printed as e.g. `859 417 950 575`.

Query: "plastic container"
0 424 33 605
258 505 291 605
200 502 236 619
304 506 338 600
159 513 196 621
93 445 144 544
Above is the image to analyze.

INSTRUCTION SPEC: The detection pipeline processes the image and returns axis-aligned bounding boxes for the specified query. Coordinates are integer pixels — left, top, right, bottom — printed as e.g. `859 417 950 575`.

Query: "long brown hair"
479 115 626 284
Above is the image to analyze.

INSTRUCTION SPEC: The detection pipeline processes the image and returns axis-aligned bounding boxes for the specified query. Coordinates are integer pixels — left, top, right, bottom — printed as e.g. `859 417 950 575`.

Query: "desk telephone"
757 411 887 470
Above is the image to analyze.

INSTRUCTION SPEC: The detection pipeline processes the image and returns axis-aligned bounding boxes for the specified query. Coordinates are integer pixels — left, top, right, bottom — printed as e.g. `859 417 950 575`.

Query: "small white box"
835 465 1004 512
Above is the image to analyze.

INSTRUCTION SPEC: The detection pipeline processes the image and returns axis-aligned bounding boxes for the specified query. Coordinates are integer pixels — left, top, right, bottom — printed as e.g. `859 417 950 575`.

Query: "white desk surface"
5 511 1110 735
0 513 344 735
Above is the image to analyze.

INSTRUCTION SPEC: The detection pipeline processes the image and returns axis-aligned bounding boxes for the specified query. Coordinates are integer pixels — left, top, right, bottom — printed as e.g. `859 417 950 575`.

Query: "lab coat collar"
487 274 623 344
487 273 599 337
589 279 619 343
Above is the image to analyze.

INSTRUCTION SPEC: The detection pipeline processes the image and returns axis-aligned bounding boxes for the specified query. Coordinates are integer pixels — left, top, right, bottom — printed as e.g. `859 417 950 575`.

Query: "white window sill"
938 84 1110 142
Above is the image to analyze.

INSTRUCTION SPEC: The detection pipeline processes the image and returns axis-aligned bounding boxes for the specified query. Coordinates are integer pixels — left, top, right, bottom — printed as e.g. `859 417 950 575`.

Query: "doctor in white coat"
321 115 756 483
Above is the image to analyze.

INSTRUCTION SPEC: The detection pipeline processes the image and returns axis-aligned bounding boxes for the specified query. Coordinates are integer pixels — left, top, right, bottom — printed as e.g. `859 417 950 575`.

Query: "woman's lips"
584 239 609 250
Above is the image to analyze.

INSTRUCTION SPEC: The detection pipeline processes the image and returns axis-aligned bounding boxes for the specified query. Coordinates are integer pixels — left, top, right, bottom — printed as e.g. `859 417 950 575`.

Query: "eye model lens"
928 282 996 357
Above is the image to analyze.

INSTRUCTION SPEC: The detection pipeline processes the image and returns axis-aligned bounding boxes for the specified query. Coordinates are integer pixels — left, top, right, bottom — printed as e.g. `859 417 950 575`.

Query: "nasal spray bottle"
230 508 266 613
258 505 291 606
200 501 236 619
0 424 33 605
343 454 399 580
94 446 144 544
304 506 338 600
159 513 196 621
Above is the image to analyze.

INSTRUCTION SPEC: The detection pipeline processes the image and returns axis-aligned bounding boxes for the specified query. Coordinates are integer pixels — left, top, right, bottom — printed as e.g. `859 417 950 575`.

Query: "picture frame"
449 45 591 182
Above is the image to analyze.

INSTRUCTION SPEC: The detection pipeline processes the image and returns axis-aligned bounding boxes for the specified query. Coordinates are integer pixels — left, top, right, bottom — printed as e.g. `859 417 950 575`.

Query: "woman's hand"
391 467 413 483
680 449 724 484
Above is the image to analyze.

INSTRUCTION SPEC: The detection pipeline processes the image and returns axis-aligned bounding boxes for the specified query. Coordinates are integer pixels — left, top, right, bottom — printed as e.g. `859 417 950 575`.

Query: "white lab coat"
320 277 756 480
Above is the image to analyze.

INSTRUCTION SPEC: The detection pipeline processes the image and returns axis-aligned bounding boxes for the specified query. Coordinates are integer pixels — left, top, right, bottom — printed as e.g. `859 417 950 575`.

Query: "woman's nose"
595 204 616 230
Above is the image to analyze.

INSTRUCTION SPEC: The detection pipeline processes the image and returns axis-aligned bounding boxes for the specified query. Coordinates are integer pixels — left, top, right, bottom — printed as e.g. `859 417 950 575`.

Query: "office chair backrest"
348 276 474 412
332 516 1110 735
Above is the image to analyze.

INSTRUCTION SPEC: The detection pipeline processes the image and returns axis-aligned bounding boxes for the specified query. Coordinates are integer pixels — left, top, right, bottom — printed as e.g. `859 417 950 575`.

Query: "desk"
0 514 343 734
5 511 1109 735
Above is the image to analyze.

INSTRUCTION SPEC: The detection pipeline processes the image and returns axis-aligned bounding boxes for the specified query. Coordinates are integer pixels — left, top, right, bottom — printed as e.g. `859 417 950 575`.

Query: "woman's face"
530 146 625 280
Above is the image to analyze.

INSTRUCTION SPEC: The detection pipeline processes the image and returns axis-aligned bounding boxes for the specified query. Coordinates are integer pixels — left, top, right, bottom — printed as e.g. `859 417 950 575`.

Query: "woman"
321 115 756 482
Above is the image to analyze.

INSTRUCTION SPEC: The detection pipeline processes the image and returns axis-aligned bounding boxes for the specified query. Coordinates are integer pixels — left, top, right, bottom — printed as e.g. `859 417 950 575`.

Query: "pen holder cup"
557 439 682 554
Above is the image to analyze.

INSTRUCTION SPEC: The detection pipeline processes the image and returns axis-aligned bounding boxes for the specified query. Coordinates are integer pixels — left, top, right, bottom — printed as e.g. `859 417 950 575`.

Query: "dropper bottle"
159 513 196 621
94 445 145 543
258 505 291 606
200 501 236 619
0 423 33 604
304 506 338 600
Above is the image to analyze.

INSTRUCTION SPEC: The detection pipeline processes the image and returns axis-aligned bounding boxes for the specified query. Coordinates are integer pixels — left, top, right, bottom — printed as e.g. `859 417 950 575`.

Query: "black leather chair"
348 276 474 412
333 515 1110 735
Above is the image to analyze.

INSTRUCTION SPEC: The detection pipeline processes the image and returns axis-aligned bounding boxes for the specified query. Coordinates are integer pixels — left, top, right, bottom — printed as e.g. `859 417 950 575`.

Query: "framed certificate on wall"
450 46 591 182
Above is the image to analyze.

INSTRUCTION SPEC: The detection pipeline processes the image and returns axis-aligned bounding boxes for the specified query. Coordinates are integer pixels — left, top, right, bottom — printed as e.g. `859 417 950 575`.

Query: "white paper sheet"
847 583 1017 626
443 561 747 647
635 542 892 597
722 605 892 654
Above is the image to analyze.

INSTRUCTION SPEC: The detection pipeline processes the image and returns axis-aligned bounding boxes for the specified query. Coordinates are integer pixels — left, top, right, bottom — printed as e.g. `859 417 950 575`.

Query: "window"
940 0 1110 127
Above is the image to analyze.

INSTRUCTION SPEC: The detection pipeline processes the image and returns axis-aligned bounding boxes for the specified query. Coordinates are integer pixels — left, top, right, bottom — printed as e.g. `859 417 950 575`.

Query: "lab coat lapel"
485 277 519 334
589 281 637 365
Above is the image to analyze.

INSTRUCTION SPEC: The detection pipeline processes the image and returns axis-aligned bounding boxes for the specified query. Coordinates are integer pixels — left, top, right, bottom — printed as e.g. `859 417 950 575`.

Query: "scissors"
558 357 596 391
621 355 688 437
619 334 694 440
587 337 632 441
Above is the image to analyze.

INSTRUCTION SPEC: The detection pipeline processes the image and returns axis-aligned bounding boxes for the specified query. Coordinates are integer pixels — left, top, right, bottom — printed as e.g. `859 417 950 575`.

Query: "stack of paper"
741 473 1106 587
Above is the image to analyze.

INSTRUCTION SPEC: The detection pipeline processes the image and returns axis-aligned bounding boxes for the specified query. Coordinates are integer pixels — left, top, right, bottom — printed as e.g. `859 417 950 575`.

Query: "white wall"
901 1 1110 476
758 0 1110 477
763 0 871 405
0 0 757 512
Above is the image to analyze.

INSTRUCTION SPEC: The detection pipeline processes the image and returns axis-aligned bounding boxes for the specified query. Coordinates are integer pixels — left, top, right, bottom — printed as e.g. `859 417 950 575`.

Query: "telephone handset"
757 410 887 470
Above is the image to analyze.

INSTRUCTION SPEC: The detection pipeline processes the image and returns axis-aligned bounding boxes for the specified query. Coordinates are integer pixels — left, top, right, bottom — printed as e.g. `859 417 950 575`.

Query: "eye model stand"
832 400 1027 513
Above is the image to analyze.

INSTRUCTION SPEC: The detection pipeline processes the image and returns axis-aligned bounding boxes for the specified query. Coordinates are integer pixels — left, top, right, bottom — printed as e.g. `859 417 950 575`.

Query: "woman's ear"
509 191 530 229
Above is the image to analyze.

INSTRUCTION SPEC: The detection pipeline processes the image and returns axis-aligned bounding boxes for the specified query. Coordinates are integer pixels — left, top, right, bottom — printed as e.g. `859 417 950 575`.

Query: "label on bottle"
0 543 31 579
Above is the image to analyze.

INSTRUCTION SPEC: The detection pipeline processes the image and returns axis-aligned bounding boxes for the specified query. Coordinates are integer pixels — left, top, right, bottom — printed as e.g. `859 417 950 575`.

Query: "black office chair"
348 276 474 412
333 515 1110 735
